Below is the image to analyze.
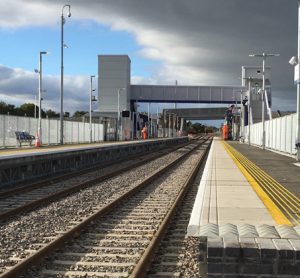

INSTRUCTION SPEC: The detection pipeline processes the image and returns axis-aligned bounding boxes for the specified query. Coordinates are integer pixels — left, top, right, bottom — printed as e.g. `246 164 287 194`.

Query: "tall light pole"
289 1 300 161
297 1 300 161
234 89 246 141
174 80 178 109
60 4 71 145
89 75 96 143
148 102 151 138
34 95 37 118
247 78 252 145
249 52 279 150
35 51 49 146
117 88 125 140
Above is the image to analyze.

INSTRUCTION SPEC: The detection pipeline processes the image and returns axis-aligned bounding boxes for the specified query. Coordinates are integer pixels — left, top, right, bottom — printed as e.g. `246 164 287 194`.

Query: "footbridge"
162 107 227 120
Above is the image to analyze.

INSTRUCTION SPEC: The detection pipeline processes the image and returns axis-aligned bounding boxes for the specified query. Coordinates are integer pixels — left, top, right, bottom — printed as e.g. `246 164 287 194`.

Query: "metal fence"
244 113 297 156
0 114 117 148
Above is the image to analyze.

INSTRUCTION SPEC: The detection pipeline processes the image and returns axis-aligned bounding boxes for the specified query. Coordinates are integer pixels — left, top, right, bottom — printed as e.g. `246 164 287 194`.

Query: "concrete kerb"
187 139 215 236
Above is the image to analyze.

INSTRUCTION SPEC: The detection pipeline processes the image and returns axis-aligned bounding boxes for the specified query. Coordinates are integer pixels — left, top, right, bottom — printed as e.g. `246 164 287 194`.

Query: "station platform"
188 137 300 235
0 139 165 160
187 138 300 277
0 137 188 187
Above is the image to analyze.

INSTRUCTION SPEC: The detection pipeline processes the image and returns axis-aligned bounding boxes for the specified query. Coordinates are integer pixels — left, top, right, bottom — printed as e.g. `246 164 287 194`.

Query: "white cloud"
0 65 91 113
0 0 297 111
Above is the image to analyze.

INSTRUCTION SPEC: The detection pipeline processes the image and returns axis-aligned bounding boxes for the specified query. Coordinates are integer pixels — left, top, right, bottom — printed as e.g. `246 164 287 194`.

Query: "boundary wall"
0 115 109 147
244 113 297 156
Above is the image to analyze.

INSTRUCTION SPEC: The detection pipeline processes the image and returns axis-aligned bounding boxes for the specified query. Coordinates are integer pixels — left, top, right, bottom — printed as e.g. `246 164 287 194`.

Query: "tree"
72 110 88 117
192 122 205 133
0 102 9 114
19 103 36 117
0 101 17 115
45 109 59 118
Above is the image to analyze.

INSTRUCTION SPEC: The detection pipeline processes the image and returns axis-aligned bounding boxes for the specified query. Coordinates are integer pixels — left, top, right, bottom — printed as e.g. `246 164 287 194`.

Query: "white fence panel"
84 123 90 142
244 113 297 156
0 114 106 148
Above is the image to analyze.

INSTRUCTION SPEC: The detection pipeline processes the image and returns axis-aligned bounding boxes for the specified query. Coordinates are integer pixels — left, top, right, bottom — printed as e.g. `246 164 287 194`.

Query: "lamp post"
135 111 138 139
34 95 37 118
168 112 171 137
297 1 300 161
148 102 151 138
60 4 71 145
117 88 125 140
247 78 252 145
36 51 49 146
289 1 300 161
89 75 96 143
174 80 178 109
249 52 279 150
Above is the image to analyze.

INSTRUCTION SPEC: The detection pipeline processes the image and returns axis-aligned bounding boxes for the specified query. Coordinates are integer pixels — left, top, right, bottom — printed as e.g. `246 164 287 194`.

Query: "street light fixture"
249 52 279 150
89 75 96 143
60 4 71 145
35 51 49 146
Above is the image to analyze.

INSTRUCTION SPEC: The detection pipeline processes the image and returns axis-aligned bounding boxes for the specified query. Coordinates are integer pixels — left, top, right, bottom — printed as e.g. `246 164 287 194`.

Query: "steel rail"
0 140 191 199
0 138 210 278
130 139 212 277
0 140 197 221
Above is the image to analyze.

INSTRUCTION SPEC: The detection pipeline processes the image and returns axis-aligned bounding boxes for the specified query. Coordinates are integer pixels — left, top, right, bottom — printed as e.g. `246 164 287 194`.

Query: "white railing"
244 113 297 156
0 115 106 147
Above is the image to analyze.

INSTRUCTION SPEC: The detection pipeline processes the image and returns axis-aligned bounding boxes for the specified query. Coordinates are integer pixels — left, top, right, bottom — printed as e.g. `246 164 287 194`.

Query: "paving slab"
187 138 276 236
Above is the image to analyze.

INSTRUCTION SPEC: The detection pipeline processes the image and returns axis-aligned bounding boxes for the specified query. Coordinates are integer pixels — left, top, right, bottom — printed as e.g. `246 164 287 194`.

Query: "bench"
15 131 36 147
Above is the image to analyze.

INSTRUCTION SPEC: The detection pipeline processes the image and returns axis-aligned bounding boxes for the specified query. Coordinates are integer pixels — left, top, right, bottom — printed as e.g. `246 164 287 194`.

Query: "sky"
0 0 299 125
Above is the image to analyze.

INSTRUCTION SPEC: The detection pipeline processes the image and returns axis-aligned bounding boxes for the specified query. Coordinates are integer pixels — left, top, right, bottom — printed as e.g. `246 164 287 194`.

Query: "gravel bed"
181 236 202 277
146 143 210 278
0 143 198 274
0 150 165 212
26 145 204 277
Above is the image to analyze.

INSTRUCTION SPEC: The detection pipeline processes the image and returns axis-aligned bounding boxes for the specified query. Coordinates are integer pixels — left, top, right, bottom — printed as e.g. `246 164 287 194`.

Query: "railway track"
0 137 211 277
0 140 193 221
146 146 208 278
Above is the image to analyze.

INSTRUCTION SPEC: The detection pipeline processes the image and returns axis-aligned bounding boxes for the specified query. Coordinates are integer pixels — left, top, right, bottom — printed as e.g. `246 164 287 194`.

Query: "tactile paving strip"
199 223 300 239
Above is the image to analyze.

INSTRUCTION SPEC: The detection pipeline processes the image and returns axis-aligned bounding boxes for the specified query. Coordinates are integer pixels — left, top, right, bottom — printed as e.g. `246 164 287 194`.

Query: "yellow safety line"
228 146 300 210
227 148 300 224
227 144 300 215
222 142 293 226
236 160 300 220
228 145 300 205
238 159 299 207
225 143 300 225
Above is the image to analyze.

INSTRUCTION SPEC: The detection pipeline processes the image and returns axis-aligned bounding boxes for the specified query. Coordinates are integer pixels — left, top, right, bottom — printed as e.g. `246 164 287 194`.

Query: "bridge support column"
173 114 176 137
180 118 184 135
163 110 166 137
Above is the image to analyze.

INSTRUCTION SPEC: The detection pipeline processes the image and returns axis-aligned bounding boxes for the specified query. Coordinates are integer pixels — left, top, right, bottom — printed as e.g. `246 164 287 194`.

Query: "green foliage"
19 103 37 117
187 122 218 134
45 109 59 118
0 101 13 114
72 110 88 117
0 101 59 118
